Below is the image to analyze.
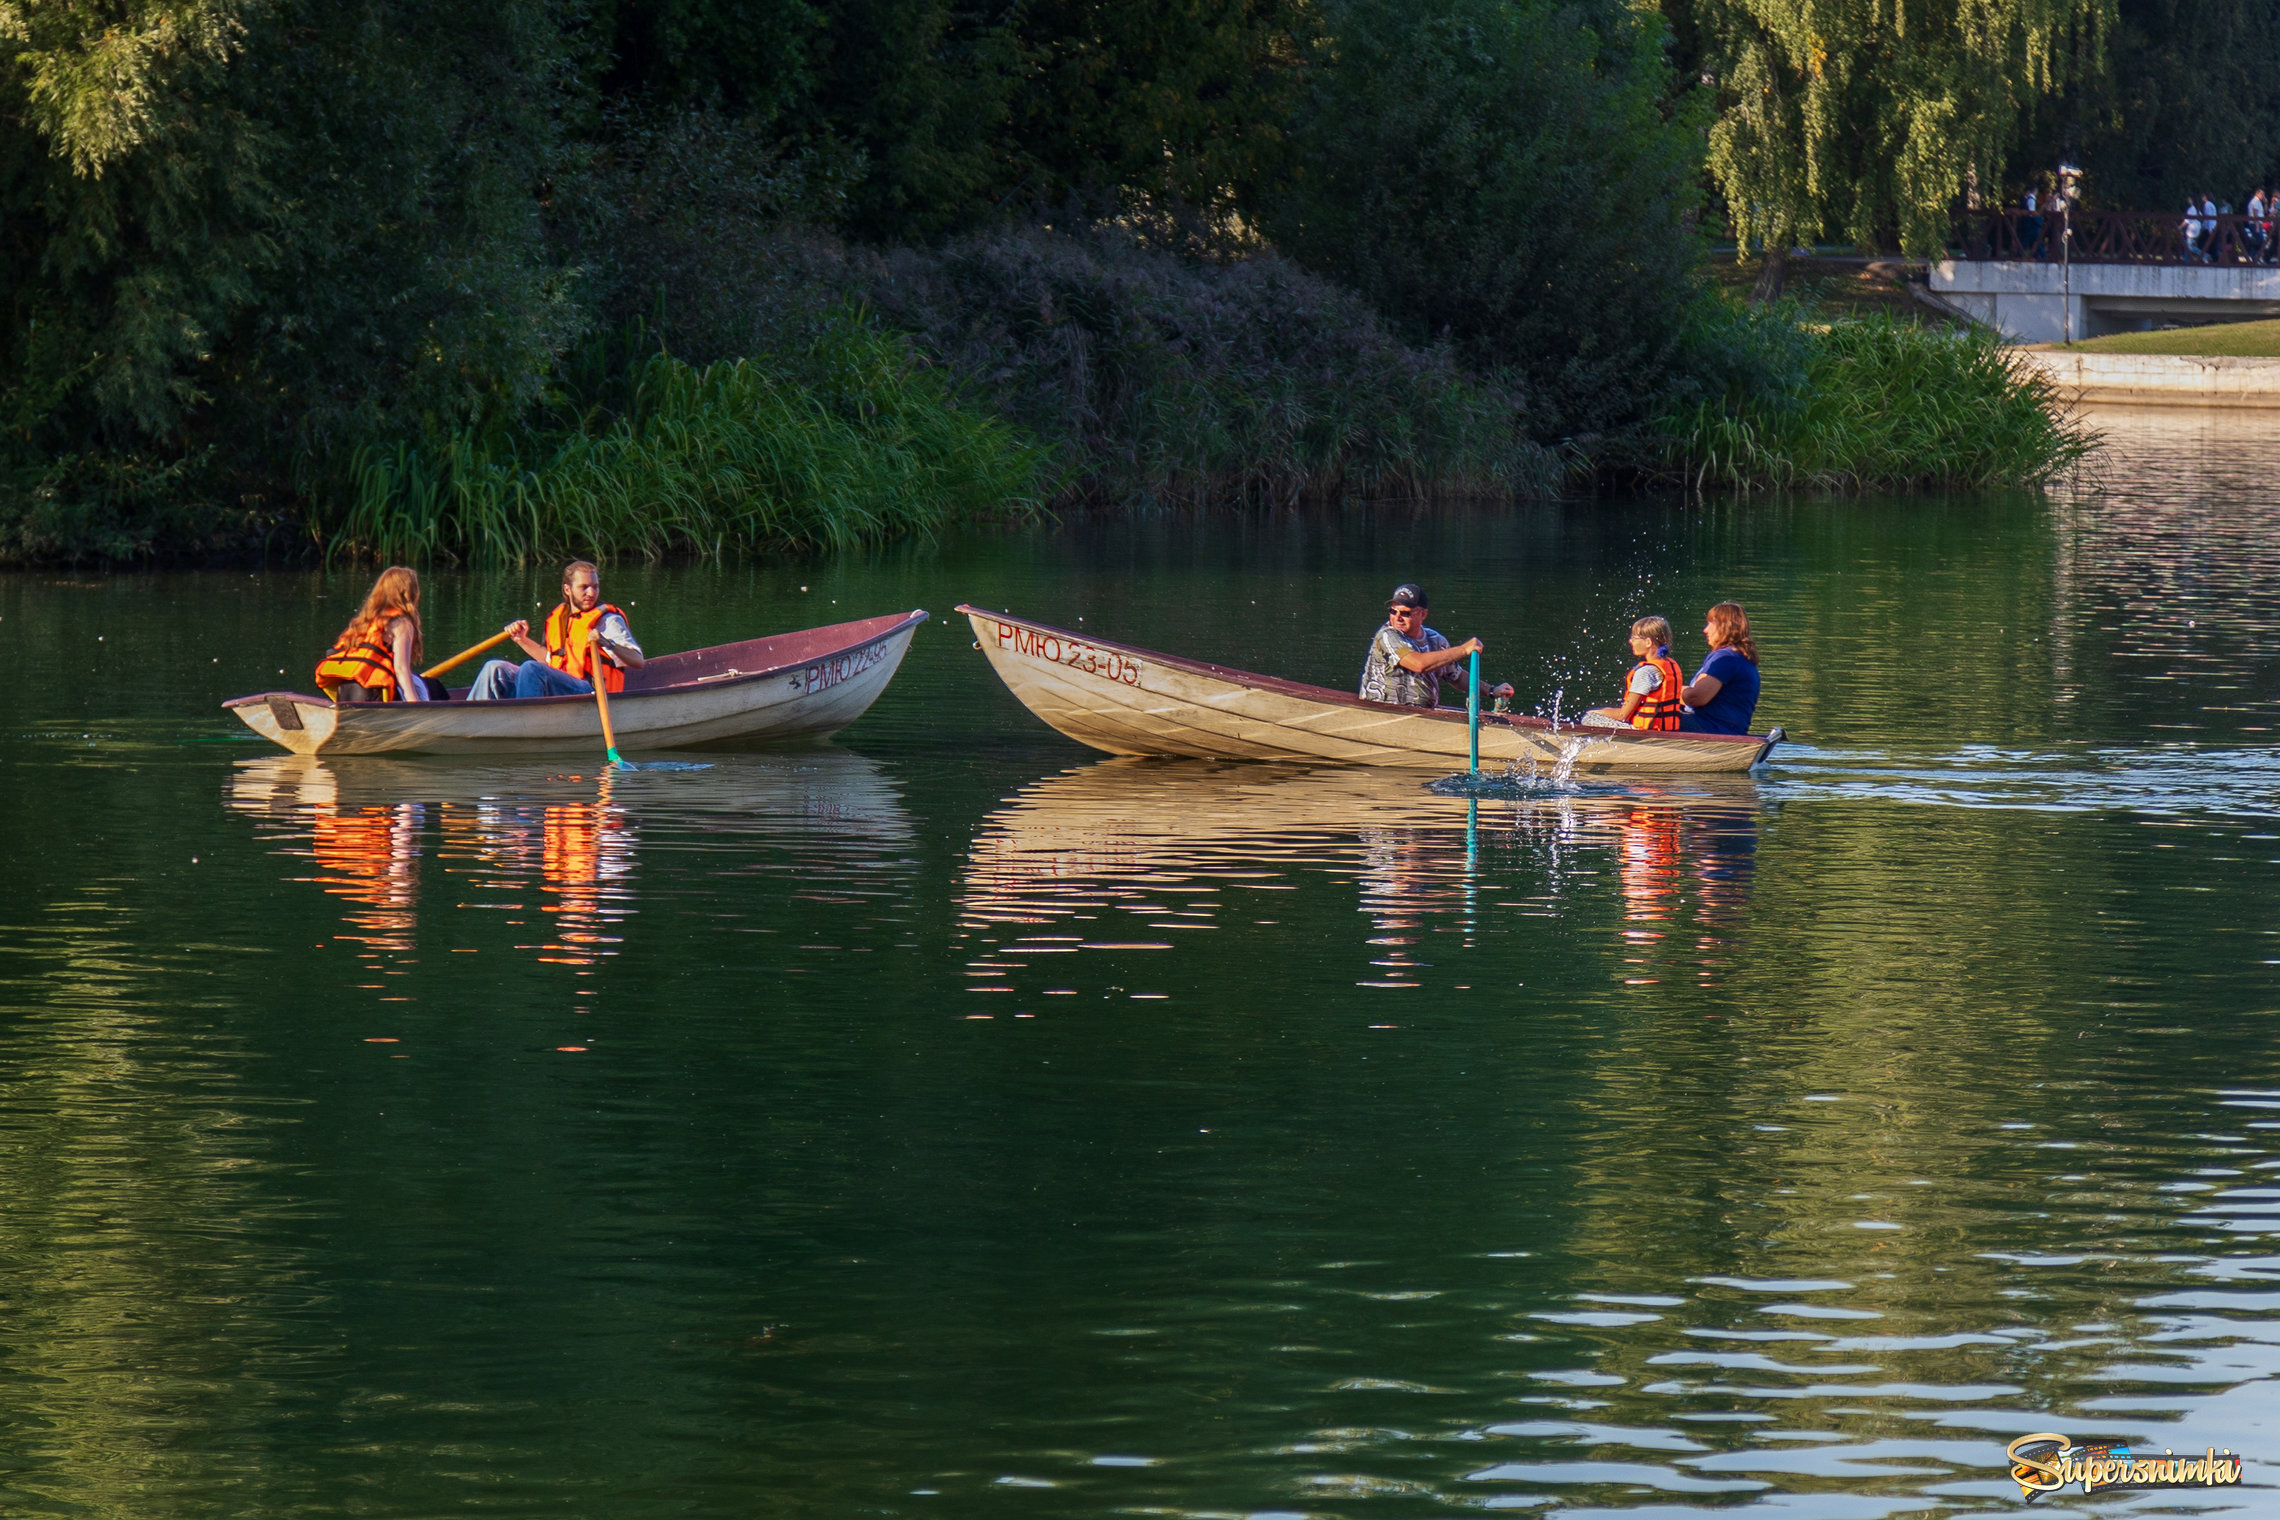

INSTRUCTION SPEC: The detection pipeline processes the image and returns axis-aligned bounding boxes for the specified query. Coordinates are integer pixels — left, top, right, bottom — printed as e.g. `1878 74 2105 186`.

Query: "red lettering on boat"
802 639 891 696
1002 623 1143 685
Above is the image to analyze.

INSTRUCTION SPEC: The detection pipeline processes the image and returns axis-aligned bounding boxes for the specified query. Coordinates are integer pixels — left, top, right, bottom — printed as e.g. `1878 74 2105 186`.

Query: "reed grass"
321 315 1047 565
1645 312 2097 491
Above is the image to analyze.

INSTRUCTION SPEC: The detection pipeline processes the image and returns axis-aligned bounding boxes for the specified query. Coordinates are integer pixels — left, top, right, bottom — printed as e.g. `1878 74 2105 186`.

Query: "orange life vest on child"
1631 652 1684 731
314 609 410 699
545 602 629 693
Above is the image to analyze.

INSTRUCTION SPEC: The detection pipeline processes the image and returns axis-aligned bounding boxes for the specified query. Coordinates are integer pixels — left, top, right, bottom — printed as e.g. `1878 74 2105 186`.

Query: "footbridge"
1931 209 2280 342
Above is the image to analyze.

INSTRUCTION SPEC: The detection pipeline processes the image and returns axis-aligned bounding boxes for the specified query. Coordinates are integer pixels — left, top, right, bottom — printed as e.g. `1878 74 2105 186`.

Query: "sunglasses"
1389 604 1423 616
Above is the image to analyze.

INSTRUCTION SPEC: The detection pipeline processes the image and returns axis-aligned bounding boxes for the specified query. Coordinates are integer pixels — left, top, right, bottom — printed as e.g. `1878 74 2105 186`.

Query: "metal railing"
1953 208 2280 265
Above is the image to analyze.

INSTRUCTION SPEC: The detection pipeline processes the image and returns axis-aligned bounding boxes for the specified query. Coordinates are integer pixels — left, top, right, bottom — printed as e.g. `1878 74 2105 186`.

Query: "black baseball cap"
1388 583 1428 609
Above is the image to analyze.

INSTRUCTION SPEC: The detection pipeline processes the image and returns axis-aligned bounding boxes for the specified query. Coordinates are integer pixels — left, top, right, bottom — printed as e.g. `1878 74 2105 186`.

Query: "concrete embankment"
2017 350 2280 408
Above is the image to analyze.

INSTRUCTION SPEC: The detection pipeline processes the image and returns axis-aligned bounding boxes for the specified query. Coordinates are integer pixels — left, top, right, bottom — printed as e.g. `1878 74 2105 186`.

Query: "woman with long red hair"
314 566 432 702
1679 601 1761 734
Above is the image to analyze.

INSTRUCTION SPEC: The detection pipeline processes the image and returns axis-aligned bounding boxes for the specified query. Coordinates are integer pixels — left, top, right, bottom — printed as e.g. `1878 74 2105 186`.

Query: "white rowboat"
226 610 927 756
959 605 1781 774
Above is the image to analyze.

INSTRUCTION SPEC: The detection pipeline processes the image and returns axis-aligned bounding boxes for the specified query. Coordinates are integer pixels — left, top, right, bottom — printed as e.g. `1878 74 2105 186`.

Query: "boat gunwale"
222 609 929 714
955 603 1772 747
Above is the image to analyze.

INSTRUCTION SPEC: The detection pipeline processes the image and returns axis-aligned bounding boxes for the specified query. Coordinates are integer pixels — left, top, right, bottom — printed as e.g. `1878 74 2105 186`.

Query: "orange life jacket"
315 609 411 700
545 602 629 693
1630 653 1684 731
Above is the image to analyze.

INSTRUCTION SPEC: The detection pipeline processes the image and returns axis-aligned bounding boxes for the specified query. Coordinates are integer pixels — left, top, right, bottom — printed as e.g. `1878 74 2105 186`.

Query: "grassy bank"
321 317 1047 565
2053 318 2280 357
1644 310 2095 490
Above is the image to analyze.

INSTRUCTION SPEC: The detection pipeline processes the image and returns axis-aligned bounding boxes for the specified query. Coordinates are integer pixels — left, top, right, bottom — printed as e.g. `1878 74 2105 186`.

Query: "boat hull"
226 611 926 756
959 606 1777 774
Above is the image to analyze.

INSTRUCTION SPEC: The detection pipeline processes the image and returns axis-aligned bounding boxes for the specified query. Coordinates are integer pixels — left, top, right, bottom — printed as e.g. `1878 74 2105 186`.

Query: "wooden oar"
589 634 626 768
422 629 513 680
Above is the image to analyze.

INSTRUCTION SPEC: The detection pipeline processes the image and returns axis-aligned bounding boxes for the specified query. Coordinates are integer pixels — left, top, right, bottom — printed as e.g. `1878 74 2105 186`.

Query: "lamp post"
2059 162 2083 344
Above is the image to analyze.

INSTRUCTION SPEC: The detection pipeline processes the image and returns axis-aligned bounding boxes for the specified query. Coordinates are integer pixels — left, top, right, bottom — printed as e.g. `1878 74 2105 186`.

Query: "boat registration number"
995 622 1142 685
804 639 891 696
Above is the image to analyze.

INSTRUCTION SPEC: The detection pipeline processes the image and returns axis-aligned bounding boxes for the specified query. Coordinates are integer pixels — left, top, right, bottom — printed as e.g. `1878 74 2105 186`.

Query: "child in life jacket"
1584 616 1684 730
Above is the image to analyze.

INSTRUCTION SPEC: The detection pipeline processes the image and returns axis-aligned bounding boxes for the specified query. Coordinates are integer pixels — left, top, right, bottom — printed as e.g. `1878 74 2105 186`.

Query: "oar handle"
422 629 514 679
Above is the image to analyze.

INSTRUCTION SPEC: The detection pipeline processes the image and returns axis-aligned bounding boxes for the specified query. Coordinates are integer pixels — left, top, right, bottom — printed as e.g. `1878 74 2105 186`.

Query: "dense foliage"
1675 0 2112 257
1266 0 1704 434
2007 0 2280 208
0 0 2131 562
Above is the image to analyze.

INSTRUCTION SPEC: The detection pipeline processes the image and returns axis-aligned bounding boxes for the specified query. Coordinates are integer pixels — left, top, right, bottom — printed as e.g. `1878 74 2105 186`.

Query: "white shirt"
593 610 641 663
1627 664 1664 695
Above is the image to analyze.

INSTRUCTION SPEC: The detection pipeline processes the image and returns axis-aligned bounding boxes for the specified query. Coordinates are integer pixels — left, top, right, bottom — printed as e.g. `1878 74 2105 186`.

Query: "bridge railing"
1952 208 2280 265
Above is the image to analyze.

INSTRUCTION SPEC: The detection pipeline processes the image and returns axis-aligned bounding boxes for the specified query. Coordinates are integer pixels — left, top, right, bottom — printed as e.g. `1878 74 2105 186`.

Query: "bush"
595 221 1556 507
322 314 1046 564
1643 307 2097 490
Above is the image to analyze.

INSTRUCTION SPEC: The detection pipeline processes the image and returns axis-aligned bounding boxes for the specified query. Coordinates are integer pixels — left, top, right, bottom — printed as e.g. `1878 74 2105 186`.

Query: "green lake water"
6 406 2280 1516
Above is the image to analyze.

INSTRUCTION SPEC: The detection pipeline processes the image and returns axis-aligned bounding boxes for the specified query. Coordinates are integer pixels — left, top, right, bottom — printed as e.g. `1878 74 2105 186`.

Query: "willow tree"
1688 0 2111 274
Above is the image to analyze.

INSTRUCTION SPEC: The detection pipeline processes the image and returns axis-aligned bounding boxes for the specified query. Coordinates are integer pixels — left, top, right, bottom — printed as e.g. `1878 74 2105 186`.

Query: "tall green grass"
1646 310 2096 491
322 315 1047 564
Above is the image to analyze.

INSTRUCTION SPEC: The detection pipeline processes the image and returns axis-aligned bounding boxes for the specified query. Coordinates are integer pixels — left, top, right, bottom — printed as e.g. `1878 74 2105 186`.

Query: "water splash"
1429 736 1597 799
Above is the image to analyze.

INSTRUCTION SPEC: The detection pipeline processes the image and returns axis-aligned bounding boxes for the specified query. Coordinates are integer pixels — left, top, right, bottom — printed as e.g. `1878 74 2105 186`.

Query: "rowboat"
959 605 1782 773
226 610 928 756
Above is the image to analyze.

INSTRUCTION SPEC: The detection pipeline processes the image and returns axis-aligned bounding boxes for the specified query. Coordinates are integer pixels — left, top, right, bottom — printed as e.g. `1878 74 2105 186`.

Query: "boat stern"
224 693 341 755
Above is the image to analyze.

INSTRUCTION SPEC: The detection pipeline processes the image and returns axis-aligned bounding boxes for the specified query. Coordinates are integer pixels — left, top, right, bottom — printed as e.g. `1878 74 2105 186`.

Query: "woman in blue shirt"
1679 601 1761 734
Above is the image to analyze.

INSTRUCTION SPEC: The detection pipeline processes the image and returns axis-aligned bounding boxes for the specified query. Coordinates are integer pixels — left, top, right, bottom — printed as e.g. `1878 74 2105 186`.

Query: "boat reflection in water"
959 758 1764 995
228 752 912 974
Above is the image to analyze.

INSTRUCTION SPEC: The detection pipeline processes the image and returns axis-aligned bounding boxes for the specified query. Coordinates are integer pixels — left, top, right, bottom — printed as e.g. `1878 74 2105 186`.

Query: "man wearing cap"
1359 584 1513 709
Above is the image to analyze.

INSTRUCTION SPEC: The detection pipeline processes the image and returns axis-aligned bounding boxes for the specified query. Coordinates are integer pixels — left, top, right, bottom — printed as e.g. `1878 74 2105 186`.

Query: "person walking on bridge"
467 561 647 700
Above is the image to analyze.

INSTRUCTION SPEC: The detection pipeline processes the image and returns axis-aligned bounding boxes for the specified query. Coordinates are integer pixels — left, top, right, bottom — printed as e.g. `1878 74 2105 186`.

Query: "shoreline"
2017 349 2280 408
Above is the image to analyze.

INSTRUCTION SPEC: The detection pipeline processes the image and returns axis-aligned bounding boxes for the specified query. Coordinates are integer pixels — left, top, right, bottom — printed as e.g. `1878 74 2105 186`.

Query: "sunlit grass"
2055 318 2280 358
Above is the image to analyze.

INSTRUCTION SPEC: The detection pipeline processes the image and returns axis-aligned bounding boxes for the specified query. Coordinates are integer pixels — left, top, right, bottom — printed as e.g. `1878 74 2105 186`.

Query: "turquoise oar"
1467 649 1481 775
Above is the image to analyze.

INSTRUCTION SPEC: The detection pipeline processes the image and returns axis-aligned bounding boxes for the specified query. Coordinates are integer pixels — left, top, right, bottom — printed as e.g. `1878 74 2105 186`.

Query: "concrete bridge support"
1930 260 2280 342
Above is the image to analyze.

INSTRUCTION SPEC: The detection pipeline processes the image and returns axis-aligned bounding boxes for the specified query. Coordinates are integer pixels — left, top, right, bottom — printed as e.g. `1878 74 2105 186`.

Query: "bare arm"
1615 690 1645 723
504 618 547 662
1394 636 1480 674
1681 672 1724 707
391 619 425 702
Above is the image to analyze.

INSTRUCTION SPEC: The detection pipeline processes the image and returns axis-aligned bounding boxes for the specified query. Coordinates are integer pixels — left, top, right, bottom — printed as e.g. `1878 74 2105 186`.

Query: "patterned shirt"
1359 623 1459 708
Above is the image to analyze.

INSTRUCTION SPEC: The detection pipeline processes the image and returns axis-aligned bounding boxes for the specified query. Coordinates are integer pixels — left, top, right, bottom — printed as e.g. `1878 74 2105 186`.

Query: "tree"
1263 0 1708 436
1008 0 1310 229
2008 0 2280 209
1682 0 2111 261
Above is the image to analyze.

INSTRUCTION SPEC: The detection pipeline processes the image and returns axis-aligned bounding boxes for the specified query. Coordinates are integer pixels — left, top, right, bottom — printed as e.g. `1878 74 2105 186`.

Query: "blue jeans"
467 658 592 701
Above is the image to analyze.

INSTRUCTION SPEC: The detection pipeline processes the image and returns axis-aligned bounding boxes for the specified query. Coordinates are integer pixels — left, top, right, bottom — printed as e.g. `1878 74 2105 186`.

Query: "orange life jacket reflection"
315 609 410 699
545 603 628 693
1631 653 1684 731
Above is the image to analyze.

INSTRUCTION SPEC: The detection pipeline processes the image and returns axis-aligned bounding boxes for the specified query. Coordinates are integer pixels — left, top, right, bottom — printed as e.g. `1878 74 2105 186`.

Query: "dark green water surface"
7 409 2280 1516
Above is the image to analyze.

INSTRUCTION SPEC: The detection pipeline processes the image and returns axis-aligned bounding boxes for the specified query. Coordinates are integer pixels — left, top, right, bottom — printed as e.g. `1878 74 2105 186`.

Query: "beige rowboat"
226 610 927 756
958 605 1782 774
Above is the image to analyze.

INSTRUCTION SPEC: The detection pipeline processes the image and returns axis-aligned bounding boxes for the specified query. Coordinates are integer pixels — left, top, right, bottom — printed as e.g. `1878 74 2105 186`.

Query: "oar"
1467 648 1481 775
422 629 513 680
589 635 626 768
